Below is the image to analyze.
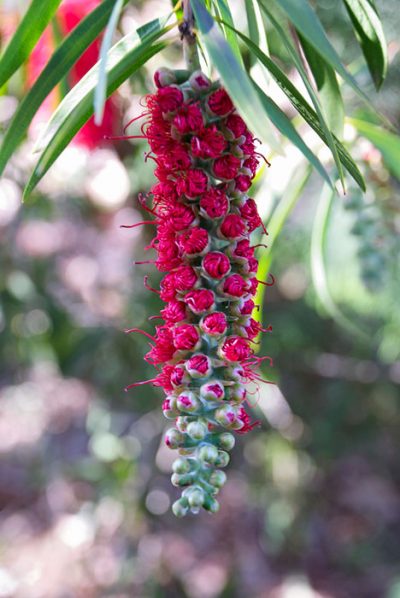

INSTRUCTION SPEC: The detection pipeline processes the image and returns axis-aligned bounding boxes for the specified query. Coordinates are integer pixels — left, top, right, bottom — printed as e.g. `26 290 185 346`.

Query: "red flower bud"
213 155 241 180
207 89 234 116
219 214 247 239
178 226 209 256
184 289 215 314
199 187 229 220
202 252 231 279
219 336 252 362
200 312 228 336
157 86 184 113
173 324 201 351
222 274 249 298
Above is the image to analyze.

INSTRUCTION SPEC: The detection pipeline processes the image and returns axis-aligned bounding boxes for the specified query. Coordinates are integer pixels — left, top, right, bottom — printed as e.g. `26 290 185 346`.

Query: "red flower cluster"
131 68 269 516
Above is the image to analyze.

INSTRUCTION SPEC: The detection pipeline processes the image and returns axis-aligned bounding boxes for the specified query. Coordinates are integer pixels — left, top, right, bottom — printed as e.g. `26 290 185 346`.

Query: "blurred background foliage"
0 0 400 597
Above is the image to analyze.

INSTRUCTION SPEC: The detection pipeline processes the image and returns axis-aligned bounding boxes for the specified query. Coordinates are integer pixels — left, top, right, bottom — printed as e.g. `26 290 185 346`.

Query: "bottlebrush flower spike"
129 67 271 517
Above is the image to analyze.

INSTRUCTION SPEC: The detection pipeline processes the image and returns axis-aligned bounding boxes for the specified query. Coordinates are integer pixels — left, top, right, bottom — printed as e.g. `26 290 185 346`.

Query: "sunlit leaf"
311 184 369 341
342 0 388 90
23 19 173 199
0 0 129 177
273 0 371 104
226 24 366 191
254 167 312 342
254 82 332 187
298 34 344 138
259 2 345 191
0 0 62 89
190 0 281 153
213 0 243 66
350 118 400 180
94 0 125 125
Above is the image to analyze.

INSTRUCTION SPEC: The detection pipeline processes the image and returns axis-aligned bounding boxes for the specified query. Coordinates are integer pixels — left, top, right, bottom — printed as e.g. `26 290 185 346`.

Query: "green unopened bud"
198 444 219 464
165 428 184 449
172 497 189 518
215 450 230 468
176 391 200 413
171 472 193 487
209 469 227 489
172 457 191 474
154 67 177 88
189 70 211 92
203 495 220 513
217 432 235 451
176 416 190 432
215 405 242 430
188 488 205 508
187 421 208 440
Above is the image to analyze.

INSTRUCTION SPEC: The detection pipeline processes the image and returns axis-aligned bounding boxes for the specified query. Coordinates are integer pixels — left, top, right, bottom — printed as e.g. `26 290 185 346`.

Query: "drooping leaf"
259 3 344 191
245 0 270 87
342 0 388 90
226 24 365 190
34 16 171 154
253 82 332 187
213 0 243 66
298 33 344 138
272 0 371 105
23 19 173 199
94 0 125 125
190 0 281 153
0 0 130 177
254 167 312 342
311 184 369 341
350 118 400 180
0 0 62 89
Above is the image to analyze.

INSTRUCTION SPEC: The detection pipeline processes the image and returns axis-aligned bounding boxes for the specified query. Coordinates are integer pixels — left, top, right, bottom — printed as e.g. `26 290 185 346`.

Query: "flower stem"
181 0 201 72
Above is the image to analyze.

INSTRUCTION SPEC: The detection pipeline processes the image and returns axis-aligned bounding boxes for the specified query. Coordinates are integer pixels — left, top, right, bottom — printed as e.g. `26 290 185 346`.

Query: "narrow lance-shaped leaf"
273 0 372 106
94 0 125 125
342 0 388 90
24 19 173 199
225 22 366 191
34 16 171 154
298 33 344 138
213 0 243 66
190 0 281 153
253 82 333 187
254 167 312 342
349 118 400 180
245 0 270 87
257 3 345 191
310 184 369 341
0 0 62 89
0 0 130 177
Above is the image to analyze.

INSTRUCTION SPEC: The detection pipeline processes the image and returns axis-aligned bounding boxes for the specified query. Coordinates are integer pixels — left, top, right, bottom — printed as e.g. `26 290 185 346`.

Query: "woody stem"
181 0 201 72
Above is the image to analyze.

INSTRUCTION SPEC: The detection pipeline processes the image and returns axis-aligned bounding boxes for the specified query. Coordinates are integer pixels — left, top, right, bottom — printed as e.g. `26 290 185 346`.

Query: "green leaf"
228 24 366 191
350 118 400 180
342 0 388 90
190 0 281 153
213 0 243 66
298 33 344 138
0 0 62 89
273 0 371 105
23 20 172 199
253 82 332 187
245 0 270 87
94 0 125 125
254 167 311 342
245 0 268 50
311 184 369 341
259 2 344 191
0 0 129 177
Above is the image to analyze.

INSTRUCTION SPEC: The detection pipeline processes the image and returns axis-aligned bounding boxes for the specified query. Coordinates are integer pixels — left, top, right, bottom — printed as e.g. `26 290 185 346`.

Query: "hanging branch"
180 0 201 71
